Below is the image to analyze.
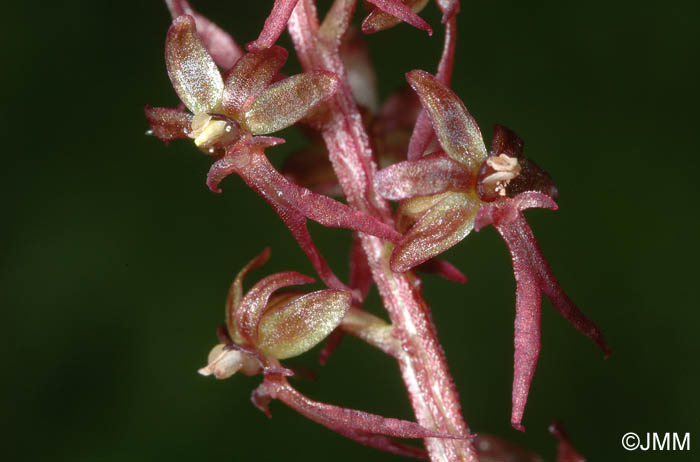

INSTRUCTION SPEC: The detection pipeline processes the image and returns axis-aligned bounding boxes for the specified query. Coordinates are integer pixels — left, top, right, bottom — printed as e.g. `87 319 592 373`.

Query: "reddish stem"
288 1 478 461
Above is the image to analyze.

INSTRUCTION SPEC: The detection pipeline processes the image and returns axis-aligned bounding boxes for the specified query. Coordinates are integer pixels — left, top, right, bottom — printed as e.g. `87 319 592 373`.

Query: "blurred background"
3 1 698 460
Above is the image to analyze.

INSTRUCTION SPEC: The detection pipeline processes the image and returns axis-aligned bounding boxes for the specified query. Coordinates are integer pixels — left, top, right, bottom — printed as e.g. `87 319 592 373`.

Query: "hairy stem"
288 1 478 460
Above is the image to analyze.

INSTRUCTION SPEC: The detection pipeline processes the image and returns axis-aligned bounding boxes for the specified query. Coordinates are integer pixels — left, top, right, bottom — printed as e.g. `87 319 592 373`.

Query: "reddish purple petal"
257 289 351 359
391 192 479 272
247 0 301 52
415 258 467 284
222 46 288 117
407 16 456 160
406 70 487 172
374 152 472 201
549 421 586 462
362 0 432 35
225 248 271 341
362 0 429 35
236 271 315 344
144 105 192 141
165 15 224 114
165 0 243 69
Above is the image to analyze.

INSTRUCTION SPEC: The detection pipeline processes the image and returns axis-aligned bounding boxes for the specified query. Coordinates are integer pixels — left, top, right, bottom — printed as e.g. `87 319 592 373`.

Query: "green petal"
166 15 224 114
257 289 351 359
245 72 339 135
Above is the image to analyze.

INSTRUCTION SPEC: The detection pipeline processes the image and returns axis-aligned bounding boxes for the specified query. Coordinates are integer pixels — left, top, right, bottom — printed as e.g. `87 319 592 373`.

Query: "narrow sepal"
165 0 243 69
144 105 192 141
392 192 480 272
363 0 432 35
236 271 315 344
406 70 487 171
245 72 340 135
247 0 301 51
549 421 586 462
222 46 288 117
362 0 429 34
257 289 351 359
374 152 472 201
166 15 224 114
226 248 271 339
415 258 467 284
407 16 457 160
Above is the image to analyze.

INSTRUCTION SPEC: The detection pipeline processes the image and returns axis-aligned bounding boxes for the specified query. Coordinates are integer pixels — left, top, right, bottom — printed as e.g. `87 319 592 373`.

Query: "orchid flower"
282 30 465 284
145 15 404 293
375 69 610 430
199 248 465 458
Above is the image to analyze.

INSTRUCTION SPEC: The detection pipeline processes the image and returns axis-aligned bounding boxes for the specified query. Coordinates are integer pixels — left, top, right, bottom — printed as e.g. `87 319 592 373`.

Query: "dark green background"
4 1 698 460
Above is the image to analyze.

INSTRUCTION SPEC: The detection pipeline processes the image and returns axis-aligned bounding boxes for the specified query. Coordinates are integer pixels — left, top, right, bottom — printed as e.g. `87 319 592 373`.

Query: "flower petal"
245 72 339 135
236 271 315 344
247 0 301 52
391 191 480 272
374 152 472 201
362 0 429 34
166 15 224 114
222 46 289 117
144 105 192 141
225 247 271 341
406 70 487 172
395 191 451 233
362 0 432 35
407 16 457 160
257 289 351 359
165 0 243 69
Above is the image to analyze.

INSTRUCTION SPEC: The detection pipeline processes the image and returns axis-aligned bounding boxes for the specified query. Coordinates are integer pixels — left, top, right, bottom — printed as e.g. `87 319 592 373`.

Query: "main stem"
288 2 478 461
